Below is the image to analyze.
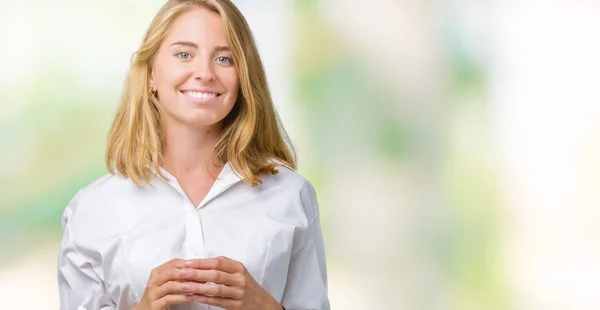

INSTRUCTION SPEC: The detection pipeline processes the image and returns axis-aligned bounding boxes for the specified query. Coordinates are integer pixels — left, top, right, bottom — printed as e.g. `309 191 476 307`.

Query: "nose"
193 58 215 82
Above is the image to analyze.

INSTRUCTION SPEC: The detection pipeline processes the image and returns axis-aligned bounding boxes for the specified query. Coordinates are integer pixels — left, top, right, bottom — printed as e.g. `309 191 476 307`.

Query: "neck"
160 121 224 177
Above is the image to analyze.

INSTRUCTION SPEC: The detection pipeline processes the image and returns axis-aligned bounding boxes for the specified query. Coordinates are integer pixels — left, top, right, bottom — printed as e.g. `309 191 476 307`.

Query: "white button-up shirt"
57 163 330 310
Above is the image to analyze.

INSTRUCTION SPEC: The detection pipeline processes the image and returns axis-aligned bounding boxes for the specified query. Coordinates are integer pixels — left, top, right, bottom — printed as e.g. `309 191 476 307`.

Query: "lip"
180 89 223 104
180 88 223 94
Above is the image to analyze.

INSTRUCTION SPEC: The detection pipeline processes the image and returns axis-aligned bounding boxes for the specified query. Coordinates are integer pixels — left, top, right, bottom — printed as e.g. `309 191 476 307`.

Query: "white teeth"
183 91 218 99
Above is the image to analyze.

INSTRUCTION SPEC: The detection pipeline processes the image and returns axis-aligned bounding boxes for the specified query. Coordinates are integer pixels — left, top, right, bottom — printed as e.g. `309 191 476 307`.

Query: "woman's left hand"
174 256 282 310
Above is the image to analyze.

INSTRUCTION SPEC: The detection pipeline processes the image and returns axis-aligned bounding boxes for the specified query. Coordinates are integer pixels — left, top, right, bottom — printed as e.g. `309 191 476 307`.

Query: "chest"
101 201 296 307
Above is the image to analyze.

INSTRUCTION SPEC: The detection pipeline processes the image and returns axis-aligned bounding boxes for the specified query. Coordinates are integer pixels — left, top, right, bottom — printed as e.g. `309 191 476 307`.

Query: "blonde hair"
106 0 296 186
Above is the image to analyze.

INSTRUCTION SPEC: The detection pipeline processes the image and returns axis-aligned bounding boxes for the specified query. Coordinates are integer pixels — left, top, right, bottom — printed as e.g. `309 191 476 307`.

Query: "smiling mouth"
180 90 223 100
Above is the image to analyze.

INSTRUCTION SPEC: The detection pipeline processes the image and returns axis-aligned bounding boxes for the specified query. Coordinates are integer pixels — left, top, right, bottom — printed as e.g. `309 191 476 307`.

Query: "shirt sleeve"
281 181 331 310
57 191 116 310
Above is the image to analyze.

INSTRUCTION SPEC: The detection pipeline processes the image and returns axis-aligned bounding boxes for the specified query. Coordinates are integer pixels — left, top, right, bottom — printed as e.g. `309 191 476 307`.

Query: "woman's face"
150 7 239 129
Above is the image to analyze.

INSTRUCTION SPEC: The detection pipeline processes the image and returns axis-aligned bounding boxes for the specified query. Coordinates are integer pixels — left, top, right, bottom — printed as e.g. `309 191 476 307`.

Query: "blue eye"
176 51 192 60
216 56 233 64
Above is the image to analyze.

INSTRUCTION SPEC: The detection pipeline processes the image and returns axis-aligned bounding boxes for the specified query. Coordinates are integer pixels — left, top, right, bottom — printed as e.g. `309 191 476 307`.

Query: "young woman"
57 1 329 309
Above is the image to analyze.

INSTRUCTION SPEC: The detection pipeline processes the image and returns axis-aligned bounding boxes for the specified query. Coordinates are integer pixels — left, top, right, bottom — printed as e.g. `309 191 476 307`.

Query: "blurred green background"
1 1 600 309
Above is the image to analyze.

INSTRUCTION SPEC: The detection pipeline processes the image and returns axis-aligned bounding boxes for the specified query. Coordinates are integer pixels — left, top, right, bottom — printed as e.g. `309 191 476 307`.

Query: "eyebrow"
169 41 231 52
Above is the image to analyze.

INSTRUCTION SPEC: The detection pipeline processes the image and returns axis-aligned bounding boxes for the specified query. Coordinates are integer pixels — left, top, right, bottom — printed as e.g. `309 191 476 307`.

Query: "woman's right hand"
133 258 195 310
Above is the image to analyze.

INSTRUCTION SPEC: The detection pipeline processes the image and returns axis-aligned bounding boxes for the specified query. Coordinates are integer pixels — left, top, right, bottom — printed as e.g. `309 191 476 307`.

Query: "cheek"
155 61 189 88
221 70 240 98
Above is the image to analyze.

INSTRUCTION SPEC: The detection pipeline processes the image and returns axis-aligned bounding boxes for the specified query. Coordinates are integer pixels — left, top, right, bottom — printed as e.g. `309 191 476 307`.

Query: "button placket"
183 200 206 259
162 172 207 260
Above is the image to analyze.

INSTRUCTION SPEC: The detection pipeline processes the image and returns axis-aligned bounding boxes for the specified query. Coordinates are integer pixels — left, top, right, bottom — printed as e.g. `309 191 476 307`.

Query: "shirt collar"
150 162 243 208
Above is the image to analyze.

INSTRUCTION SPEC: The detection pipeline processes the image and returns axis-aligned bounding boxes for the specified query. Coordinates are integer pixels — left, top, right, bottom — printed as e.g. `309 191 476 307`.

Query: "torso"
62 165 318 309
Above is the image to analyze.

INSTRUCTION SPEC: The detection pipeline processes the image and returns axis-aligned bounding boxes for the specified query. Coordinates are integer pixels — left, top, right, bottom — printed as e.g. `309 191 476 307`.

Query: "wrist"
266 297 283 310
132 303 144 310
273 303 284 310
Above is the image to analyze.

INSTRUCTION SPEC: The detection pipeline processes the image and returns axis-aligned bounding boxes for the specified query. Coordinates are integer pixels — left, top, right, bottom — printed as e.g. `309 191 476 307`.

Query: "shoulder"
260 165 315 197
60 172 138 233
261 164 306 186
257 165 320 224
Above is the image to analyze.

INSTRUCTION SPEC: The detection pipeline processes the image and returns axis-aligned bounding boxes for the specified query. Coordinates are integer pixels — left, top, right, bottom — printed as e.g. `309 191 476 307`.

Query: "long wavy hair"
106 0 296 186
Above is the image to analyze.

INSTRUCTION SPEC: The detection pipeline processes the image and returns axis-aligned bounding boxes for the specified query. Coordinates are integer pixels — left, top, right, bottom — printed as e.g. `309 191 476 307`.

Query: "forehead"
164 6 228 45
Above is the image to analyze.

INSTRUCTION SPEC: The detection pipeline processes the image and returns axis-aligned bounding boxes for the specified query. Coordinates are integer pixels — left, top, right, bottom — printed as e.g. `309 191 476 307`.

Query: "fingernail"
179 269 190 277
185 260 192 267
182 282 190 291
187 294 194 301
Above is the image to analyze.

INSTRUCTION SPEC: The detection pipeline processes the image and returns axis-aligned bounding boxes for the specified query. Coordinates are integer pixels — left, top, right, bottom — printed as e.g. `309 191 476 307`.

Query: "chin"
165 106 232 129
181 115 226 128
